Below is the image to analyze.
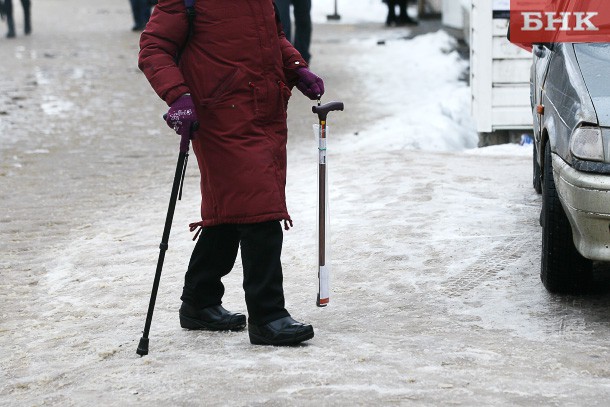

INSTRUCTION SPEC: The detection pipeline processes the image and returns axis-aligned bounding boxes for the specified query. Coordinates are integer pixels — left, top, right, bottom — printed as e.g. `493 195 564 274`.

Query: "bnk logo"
522 11 598 31
510 0 610 45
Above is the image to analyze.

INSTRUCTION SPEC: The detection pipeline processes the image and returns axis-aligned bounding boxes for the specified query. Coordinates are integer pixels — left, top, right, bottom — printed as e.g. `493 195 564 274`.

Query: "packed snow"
2 1 610 406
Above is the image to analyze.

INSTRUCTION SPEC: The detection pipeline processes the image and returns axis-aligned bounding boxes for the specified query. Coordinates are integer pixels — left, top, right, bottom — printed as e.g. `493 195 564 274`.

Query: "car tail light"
570 127 604 162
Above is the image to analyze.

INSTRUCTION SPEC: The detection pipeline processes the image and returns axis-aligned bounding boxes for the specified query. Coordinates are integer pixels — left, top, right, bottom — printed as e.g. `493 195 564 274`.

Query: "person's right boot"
248 316 314 346
179 303 246 331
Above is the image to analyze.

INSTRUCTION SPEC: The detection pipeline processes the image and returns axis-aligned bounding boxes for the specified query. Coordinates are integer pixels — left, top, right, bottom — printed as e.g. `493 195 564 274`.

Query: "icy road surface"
1 0 610 405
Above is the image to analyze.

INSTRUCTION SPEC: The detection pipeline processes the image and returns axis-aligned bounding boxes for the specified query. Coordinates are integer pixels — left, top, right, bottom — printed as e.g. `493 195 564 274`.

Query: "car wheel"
540 142 592 294
533 142 542 194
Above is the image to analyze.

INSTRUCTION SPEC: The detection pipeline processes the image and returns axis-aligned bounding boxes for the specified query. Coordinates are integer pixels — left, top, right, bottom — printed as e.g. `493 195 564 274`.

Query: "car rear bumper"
552 153 610 261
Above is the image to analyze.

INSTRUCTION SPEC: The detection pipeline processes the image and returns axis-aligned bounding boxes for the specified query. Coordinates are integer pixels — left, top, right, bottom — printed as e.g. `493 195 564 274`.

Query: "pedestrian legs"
4 0 15 38
21 0 30 34
292 0 312 63
397 0 417 25
385 0 397 26
275 0 292 43
181 221 290 326
181 225 240 309
129 0 151 31
239 221 290 325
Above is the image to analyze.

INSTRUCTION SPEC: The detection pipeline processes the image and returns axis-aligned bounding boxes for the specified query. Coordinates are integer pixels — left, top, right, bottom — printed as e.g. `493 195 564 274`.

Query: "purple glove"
295 68 325 100
166 94 198 138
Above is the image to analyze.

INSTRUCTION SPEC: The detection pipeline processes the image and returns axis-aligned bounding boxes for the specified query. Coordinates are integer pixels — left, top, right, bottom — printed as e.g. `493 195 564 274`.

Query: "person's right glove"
166 94 198 138
295 68 325 100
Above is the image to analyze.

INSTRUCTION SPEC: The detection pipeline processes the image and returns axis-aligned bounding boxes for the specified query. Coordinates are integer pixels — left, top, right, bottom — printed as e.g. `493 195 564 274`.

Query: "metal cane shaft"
137 150 188 356
319 163 326 266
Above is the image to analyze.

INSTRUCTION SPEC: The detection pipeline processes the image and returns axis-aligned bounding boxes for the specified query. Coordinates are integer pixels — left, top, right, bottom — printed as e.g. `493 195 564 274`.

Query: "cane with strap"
312 101 344 307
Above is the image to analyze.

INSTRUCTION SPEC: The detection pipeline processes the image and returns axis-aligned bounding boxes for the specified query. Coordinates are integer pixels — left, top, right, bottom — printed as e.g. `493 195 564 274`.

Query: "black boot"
248 316 314 346
179 303 246 331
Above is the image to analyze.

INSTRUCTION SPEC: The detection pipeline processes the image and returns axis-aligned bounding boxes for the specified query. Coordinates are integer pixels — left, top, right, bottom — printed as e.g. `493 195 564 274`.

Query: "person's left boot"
179 303 246 331
248 316 314 346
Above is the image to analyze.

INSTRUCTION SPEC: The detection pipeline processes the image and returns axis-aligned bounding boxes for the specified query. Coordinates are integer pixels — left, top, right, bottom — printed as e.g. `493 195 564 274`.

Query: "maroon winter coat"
139 0 307 227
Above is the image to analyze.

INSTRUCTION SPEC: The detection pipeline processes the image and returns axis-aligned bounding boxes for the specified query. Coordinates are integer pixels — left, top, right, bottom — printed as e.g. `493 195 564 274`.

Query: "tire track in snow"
442 234 536 297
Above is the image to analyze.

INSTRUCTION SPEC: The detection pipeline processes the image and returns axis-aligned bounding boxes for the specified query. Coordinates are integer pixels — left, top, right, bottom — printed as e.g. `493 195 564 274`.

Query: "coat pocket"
199 68 246 109
278 81 292 113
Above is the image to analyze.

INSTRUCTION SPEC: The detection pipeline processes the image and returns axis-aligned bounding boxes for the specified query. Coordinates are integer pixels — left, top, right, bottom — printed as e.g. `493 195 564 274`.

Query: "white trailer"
469 0 533 145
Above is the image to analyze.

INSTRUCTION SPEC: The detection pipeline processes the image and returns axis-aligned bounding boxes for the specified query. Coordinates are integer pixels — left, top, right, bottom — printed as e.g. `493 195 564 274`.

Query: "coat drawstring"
190 219 292 238
189 221 205 241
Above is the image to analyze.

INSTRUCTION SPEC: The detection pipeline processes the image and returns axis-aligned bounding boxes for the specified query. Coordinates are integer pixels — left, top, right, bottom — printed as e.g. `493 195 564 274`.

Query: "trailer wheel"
540 142 592 294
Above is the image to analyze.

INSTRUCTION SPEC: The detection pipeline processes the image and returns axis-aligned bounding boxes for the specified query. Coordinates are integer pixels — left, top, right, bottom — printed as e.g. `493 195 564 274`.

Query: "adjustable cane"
136 118 198 356
312 101 344 307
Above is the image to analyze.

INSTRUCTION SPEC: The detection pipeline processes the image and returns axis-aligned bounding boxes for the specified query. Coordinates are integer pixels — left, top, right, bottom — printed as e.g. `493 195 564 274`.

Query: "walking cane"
136 118 198 357
312 101 344 307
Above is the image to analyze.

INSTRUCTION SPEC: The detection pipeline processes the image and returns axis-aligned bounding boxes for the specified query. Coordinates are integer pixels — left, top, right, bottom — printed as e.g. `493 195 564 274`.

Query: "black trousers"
275 0 312 63
128 0 151 29
181 221 290 325
4 0 31 35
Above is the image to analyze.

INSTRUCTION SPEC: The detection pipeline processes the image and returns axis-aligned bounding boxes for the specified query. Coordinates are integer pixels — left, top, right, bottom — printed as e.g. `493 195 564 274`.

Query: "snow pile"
341 31 478 152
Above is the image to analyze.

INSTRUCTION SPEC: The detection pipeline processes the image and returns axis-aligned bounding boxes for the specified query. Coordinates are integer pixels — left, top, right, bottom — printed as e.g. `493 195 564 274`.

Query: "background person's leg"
5 0 15 37
385 0 397 26
139 0 151 28
275 0 292 42
292 0 312 63
21 0 30 34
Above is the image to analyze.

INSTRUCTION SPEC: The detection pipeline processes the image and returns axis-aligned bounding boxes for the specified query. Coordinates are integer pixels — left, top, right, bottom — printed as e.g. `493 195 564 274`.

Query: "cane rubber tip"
136 337 149 356
316 294 328 307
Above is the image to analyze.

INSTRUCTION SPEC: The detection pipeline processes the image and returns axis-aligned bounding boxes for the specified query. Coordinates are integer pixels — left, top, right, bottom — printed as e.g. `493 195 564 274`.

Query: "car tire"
533 142 542 194
540 142 593 294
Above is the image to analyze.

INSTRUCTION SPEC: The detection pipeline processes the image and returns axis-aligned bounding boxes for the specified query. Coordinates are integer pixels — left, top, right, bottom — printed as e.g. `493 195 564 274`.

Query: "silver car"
531 42 610 294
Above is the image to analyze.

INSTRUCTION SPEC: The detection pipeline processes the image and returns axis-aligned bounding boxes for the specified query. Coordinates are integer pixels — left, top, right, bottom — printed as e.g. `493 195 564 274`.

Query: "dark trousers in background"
181 221 290 326
129 0 151 30
275 0 312 63
3 0 31 37
387 0 407 19
386 0 416 25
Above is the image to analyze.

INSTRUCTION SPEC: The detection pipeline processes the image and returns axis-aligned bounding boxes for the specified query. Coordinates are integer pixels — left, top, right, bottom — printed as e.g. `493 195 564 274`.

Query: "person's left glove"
166 94 198 138
295 68 325 100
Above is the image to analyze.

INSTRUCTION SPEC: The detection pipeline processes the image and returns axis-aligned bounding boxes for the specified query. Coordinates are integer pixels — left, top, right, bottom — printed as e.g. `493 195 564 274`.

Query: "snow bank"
338 31 478 153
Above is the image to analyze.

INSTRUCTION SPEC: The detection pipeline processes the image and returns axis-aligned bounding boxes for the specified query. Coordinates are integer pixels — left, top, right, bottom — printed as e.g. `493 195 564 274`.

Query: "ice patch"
41 96 75 115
